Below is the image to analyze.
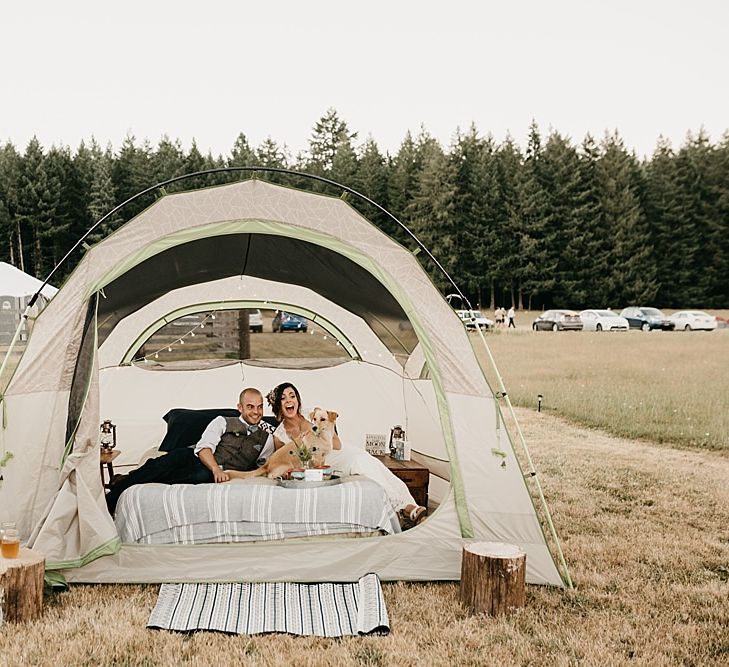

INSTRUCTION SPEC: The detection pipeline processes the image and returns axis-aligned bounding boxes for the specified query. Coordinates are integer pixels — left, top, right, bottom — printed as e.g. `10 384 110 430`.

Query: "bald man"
106 388 275 514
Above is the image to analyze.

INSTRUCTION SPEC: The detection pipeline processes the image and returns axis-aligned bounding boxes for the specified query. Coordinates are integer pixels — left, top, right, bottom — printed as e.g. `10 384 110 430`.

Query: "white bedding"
114 476 401 544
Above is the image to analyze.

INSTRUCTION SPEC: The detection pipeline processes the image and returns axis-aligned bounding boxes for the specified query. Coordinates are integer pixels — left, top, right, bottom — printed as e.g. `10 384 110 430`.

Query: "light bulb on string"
180 339 185 345
191 331 195 337
167 347 172 352
155 353 159 358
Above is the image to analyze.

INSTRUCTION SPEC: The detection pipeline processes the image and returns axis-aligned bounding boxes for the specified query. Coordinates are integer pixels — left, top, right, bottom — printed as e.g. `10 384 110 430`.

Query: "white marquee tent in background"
0 262 57 345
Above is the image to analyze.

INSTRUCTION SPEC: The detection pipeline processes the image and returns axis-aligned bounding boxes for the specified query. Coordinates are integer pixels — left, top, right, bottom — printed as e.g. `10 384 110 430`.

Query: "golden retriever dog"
306 407 338 456
225 444 306 480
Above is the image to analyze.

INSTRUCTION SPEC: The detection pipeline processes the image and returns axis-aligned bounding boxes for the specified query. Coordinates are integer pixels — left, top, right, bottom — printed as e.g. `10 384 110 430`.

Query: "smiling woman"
267 381 428 525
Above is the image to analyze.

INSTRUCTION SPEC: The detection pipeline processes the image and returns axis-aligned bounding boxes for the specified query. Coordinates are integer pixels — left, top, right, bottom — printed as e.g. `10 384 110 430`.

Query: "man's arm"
197 447 229 483
193 415 228 482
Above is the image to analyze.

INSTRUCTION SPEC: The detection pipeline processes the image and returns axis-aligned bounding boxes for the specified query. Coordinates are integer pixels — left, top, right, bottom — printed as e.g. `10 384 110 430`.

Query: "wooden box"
375 455 429 508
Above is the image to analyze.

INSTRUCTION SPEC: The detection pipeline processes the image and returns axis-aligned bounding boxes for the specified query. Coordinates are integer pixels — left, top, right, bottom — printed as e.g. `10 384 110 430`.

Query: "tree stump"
0 548 45 623
459 541 526 616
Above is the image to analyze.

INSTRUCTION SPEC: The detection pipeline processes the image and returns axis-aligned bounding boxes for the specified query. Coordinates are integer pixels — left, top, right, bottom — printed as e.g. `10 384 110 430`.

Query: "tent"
0 262 57 344
0 177 568 586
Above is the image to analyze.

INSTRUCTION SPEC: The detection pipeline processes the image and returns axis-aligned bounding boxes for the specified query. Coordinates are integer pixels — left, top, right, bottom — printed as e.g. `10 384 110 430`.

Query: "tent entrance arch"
0 170 571 588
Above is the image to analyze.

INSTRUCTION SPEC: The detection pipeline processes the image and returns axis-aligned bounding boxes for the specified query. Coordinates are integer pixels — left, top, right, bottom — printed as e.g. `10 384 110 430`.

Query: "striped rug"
147 574 389 637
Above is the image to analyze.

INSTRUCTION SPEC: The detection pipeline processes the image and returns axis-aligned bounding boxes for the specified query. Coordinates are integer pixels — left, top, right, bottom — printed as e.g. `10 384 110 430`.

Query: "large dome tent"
0 169 570 587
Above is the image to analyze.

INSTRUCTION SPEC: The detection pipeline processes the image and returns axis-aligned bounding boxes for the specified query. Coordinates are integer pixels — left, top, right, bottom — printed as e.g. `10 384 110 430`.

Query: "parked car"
271 311 308 333
248 308 263 333
456 309 494 330
668 310 717 331
532 310 583 331
619 307 675 331
579 309 629 332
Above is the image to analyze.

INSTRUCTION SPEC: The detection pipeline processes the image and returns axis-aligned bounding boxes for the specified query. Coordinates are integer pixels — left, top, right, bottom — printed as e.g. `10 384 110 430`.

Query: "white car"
456 309 494 330
579 309 629 332
668 310 717 331
248 308 263 333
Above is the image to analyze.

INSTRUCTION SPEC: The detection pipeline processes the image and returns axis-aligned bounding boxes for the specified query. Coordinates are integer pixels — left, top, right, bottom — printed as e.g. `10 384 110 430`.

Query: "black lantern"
100 419 117 451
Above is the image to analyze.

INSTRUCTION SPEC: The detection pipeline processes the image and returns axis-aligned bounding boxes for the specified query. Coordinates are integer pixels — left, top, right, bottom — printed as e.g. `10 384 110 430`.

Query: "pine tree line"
1 109 727 309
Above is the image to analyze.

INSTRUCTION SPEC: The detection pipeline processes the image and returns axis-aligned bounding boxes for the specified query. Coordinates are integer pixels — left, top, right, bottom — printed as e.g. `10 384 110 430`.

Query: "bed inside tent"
0 177 567 586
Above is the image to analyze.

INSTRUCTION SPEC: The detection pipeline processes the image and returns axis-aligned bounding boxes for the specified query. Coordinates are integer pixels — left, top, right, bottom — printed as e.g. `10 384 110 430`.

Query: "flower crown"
266 383 283 410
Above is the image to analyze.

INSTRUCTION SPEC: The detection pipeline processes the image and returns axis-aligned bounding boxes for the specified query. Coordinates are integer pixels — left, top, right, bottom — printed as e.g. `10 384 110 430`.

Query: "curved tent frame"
0 171 570 587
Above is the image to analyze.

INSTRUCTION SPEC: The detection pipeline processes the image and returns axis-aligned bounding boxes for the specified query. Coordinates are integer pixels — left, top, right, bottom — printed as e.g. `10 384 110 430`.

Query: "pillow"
159 408 279 452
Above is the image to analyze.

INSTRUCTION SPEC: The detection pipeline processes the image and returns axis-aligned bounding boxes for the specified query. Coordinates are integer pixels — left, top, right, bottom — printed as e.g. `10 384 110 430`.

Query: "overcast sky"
2 1 727 160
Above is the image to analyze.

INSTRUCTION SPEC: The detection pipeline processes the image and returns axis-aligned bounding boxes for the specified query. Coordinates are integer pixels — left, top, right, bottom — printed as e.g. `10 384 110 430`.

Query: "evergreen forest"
1 109 727 310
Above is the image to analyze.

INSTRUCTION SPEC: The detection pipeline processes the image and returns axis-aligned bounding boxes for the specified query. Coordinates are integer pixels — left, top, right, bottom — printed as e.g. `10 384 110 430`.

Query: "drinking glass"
0 521 15 542
1 527 20 559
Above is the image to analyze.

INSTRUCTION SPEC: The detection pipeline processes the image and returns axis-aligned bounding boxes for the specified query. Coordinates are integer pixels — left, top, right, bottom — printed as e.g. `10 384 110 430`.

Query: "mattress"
114 475 401 544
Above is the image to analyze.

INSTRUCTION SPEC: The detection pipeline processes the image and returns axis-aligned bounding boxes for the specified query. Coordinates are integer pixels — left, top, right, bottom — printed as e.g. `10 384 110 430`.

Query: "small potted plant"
295 442 314 469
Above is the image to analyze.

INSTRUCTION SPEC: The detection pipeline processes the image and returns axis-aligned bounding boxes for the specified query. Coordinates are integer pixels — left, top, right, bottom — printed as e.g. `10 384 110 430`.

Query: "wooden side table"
100 448 121 490
0 547 45 622
374 455 429 507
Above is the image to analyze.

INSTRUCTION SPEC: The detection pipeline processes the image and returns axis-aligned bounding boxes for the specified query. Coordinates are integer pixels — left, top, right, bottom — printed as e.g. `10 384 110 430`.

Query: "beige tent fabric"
27 351 119 564
0 179 564 586
98 276 400 373
9 181 486 397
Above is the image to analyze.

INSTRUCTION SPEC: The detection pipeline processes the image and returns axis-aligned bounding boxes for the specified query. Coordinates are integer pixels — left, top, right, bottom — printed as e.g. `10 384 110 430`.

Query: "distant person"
495 307 504 328
507 306 516 328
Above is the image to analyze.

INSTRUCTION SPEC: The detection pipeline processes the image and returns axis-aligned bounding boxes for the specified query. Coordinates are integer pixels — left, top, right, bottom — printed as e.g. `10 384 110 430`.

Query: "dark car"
272 311 308 333
532 310 583 331
619 307 675 331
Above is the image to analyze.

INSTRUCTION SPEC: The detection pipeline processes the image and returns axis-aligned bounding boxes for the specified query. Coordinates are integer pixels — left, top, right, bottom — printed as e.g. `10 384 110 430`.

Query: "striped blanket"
147 574 390 636
115 476 400 544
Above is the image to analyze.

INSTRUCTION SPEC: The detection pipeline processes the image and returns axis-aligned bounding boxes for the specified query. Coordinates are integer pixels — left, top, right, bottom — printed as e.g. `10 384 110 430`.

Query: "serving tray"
278 475 342 489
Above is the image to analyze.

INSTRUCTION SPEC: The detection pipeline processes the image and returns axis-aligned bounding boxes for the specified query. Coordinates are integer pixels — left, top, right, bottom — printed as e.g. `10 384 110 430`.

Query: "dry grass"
476 314 729 451
2 310 728 664
2 409 728 666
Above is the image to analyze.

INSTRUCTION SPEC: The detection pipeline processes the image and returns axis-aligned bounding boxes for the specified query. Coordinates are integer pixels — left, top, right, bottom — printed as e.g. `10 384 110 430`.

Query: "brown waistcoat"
213 417 269 472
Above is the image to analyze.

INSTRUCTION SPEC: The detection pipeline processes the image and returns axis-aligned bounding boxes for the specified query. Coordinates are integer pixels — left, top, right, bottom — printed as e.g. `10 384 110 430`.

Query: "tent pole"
472 324 574 590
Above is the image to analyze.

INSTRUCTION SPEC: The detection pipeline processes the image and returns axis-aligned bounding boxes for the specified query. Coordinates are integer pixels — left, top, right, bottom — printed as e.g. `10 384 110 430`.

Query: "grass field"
1 408 727 665
2 310 728 664
477 311 729 451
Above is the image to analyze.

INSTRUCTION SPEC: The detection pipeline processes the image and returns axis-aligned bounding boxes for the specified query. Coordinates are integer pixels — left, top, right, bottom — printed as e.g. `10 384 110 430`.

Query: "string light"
138 307 353 364
134 309 225 362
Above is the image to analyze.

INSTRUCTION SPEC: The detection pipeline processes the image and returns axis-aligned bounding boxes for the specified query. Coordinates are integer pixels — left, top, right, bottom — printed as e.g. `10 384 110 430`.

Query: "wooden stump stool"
459 541 526 616
0 548 45 623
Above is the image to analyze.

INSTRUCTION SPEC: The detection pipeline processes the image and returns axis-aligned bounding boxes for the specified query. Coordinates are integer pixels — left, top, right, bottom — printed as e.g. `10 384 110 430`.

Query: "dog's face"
309 407 337 441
